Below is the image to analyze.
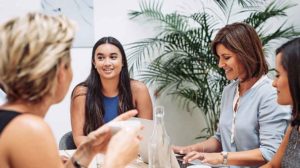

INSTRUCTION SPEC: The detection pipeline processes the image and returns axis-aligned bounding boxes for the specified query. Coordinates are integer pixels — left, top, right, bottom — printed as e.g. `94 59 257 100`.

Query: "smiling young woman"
70 37 153 146
272 53 293 105
261 37 300 168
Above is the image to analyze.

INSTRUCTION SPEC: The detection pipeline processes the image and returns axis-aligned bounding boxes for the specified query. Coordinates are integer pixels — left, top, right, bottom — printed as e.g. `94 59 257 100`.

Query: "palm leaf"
260 23 300 45
244 1 293 29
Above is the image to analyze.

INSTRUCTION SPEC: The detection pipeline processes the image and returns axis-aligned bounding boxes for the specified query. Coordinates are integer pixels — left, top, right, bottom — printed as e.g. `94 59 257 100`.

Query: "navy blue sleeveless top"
0 109 21 134
103 95 119 123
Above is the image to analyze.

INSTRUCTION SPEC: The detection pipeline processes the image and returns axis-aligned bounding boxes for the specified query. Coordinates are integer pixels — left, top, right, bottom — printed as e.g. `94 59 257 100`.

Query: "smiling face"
272 53 293 105
93 43 123 81
216 44 245 80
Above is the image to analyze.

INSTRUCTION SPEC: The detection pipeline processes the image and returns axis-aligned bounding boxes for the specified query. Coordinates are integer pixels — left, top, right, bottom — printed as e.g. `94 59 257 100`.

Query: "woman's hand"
111 109 138 122
183 151 223 165
85 125 112 154
103 126 142 168
83 110 139 154
172 145 195 155
70 110 139 168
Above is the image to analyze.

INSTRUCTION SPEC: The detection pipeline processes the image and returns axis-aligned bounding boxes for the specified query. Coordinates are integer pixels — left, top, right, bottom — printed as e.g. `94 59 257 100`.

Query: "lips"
224 69 231 74
103 69 113 73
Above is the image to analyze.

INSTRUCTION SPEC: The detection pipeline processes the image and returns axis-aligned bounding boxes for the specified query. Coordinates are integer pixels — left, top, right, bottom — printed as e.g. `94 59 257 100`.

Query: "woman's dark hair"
212 22 268 81
276 37 300 127
72 36 134 135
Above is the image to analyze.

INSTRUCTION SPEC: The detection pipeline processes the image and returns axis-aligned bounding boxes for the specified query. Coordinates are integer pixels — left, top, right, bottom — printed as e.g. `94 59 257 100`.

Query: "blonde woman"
0 13 141 168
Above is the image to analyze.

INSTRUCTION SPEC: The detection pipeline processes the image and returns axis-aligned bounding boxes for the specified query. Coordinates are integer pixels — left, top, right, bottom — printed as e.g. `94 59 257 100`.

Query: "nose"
103 58 112 66
218 58 225 68
272 79 277 88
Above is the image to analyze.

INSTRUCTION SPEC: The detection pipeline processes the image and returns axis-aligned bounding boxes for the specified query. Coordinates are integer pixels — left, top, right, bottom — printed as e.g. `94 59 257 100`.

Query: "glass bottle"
148 106 172 168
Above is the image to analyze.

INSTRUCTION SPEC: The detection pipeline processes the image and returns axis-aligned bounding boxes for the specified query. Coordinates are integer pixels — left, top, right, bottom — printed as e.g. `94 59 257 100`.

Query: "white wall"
1 0 300 146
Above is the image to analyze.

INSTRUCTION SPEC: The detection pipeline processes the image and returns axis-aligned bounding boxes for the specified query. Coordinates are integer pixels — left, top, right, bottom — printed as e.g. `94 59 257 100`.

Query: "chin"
277 99 289 105
225 76 235 81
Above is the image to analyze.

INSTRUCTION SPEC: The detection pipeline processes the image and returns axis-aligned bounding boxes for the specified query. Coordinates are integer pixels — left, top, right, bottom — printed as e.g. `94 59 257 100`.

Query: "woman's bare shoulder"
8 114 51 134
1 114 53 148
72 85 88 99
130 80 148 92
1 113 58 167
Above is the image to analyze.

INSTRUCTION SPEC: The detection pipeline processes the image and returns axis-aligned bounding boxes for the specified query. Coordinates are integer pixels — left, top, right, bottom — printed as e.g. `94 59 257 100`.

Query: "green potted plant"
127 0 300 138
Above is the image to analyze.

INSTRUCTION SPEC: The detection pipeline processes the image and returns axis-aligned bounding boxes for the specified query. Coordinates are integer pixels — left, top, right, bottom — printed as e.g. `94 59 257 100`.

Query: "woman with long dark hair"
71 37 153 146
261 38 300 168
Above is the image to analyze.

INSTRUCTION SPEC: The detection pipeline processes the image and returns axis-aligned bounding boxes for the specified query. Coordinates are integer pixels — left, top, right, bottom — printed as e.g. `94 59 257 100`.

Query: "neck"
101 78 119 97
238 77 260 96
1 98 51 118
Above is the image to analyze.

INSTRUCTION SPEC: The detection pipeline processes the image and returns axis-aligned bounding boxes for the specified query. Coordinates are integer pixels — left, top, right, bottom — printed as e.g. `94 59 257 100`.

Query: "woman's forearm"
193 137 222 153
226 149 266 166
65 142 95 168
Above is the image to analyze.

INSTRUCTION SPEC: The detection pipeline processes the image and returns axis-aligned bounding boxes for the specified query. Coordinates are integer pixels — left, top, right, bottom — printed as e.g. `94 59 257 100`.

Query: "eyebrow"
217 53 231 58
96 52 118 56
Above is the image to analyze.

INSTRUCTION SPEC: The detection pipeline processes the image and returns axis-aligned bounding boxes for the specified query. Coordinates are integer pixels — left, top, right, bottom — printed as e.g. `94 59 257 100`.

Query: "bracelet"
71 157 87 168
220 151 228 165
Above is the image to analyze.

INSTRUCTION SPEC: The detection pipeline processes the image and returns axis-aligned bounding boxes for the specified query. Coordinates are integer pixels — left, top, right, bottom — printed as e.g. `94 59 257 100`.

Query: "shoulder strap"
0 110 21 134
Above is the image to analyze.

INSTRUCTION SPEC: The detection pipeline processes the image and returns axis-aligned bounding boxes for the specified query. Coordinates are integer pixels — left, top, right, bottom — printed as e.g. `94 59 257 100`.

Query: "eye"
110 55 118 60
224 56 230 60
97 55 104 61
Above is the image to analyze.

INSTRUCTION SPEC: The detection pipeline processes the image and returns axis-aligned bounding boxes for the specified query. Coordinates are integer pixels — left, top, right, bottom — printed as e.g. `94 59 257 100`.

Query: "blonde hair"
0 12 75 103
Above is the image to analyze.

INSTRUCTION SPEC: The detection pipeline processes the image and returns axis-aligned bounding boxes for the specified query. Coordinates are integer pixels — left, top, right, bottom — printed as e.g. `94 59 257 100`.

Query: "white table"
59 150 148 168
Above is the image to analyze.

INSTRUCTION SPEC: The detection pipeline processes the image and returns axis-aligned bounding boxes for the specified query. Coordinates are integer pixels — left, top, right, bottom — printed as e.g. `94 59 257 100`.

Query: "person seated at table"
71 36 153 146
260 38 300 167
0 12 141 168
173 23 291 167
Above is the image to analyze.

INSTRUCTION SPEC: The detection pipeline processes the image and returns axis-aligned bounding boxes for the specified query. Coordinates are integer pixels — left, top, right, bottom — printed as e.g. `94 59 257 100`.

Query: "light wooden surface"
59 150 148 168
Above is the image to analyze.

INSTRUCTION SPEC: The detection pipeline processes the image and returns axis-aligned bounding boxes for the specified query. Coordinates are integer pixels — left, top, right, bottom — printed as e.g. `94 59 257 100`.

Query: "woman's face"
272 53 293 105
93 43 123 81
216 44 245 80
